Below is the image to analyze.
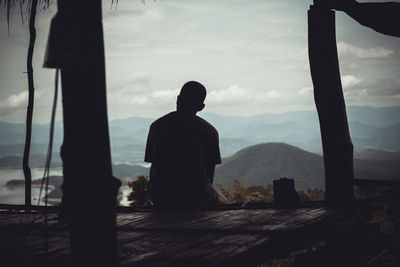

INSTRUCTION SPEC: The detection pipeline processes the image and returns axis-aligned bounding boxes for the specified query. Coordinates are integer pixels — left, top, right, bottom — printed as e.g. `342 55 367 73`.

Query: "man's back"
145 111 221 209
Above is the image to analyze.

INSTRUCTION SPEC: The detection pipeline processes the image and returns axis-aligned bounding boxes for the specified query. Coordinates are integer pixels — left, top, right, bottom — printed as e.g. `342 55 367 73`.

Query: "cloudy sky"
0 0 399 123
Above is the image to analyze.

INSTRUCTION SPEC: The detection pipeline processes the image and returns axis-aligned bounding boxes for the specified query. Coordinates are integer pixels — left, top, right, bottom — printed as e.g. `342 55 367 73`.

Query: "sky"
0 0 399 124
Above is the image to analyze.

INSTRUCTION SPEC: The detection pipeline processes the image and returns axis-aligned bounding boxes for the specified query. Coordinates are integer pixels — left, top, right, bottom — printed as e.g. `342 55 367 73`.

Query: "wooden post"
52 0 120 265
308 4 354 206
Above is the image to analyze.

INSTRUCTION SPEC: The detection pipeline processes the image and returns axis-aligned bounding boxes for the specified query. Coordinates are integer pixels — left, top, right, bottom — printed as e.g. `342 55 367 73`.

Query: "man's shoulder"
195 116 219 137
149 112 219 138
150 112 176 129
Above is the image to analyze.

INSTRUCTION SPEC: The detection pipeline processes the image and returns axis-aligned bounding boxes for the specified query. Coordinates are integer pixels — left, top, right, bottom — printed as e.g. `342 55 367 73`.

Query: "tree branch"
23 0 38 211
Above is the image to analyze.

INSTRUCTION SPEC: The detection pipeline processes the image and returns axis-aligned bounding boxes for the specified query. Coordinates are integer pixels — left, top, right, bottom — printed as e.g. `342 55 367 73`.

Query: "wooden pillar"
308 4 354 206
48 0 120 265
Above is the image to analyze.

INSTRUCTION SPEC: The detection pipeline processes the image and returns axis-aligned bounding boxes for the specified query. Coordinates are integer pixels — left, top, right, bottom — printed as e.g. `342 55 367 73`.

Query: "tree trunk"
23 0 39 212
308 5 354 207
55 0 120 265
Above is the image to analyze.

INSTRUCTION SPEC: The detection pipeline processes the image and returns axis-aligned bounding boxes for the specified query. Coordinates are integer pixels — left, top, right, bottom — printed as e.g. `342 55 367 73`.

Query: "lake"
0 168 132 206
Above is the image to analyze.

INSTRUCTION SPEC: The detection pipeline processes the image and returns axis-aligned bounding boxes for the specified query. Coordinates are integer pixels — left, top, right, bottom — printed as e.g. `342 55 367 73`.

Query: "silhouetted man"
144 81 224 209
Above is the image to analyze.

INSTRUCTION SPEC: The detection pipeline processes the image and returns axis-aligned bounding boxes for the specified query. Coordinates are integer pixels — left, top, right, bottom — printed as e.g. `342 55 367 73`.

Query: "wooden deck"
0 205 345 266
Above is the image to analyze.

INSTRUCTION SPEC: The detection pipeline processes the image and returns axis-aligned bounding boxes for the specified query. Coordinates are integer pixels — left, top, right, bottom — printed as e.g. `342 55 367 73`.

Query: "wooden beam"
308 4 354 206
53 0 120 265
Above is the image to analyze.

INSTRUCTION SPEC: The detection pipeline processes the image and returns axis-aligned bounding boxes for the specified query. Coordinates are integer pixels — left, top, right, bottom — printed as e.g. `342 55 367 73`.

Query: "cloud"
207 85 285 106
298 87 313 96
109 71 152 94
341 75 361 89
129 88 180 106
337 42 394 58
338 76 400 107
363 78 400 97
208 85 252 104
152 89 180 100
0 90 46 115
110 83 291 112
2 0 400 123
103 5 166 34
130 95 151 105
111 87 179 107
0 91 29 111
297 75 361 97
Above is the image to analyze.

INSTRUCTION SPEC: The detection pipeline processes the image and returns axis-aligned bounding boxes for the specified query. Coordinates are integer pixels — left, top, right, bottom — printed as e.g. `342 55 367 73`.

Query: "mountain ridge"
0 105 399 159
215 142 400 191
215 143 325 190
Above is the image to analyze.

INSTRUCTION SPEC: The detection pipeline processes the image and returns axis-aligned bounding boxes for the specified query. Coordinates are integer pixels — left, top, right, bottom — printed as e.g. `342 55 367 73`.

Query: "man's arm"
144 126 154 163
329 0 400 37
206 164 216 184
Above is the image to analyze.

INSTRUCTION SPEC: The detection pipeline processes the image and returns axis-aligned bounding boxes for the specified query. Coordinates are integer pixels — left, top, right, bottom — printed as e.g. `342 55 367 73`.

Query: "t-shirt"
144 111 221 208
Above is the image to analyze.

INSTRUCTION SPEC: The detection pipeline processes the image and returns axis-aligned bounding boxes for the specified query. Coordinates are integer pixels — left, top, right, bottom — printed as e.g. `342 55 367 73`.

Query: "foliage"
0 0 51 27
127 175 152 207
125 176 325 207
116 193 123 206
355 185 399 200
306 188 325 201
370 200 400 235
354 185 400 236
217 179 324 204
355 187 400 234
113 164 149 183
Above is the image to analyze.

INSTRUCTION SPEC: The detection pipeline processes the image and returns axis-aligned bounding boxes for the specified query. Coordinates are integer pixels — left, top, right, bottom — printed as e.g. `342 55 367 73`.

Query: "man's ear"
198 103 205 112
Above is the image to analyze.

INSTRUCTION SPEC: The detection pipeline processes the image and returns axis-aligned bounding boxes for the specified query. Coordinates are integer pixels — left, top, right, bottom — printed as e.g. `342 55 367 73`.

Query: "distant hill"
6 175 64 200
354 149 400 161
215 143 400 191
6 175 63 188
219 138 256 158
346 106 400 127
215 143 325 190
0 105 399 161
112 163 149 185
0 153 62 169
354 158 400 181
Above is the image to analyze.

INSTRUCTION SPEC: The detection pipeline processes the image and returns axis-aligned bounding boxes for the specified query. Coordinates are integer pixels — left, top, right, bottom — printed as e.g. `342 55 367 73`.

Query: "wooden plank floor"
0 206 341 266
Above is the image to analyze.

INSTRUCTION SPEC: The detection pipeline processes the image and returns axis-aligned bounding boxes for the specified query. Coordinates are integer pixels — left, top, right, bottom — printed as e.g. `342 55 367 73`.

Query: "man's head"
177 81 206 114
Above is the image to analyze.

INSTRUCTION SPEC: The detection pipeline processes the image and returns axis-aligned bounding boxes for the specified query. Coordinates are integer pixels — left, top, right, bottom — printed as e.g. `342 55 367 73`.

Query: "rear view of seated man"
144 81 227 210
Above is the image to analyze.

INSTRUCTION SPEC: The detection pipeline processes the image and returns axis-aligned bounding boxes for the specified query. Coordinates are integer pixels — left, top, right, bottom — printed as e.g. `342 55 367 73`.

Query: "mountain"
219 138 256 158
112 163 149 185
228 121 312 140
0 153 62 169
354 149 400 161
214 142 400 191
111 144 146 163
201 106 400 154
346 106 400 127
110 117 154 135
0 121 64 146
215 143 325 190
0 143 50 158
0 105 399 161
349 122 400 151
6 175 64 200
6 175 63 188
